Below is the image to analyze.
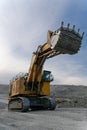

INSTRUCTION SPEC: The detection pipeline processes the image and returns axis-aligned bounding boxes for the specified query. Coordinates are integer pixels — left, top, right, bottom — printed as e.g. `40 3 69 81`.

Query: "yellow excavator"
8 22 84 112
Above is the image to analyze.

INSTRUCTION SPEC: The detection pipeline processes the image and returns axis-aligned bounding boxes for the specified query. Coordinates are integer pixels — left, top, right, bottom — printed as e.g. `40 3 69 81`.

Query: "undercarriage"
8 96 56 112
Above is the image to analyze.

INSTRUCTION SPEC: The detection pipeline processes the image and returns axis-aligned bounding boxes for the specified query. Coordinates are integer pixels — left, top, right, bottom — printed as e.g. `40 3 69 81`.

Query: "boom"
27 22 83 91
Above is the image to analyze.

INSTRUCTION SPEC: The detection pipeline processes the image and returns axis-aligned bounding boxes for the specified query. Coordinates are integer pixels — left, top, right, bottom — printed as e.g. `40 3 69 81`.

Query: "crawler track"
8 97 30 112
8 96 56 112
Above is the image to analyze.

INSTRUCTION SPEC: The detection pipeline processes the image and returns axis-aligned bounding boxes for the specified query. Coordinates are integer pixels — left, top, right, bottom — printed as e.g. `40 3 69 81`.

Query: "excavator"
8 22 84 112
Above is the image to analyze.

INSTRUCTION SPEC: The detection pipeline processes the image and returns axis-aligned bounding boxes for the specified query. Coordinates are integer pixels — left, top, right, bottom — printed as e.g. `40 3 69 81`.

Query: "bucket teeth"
61 21 64 28
67 23 70 30
78 28 80 33
50 22 84 55
72 25 75 31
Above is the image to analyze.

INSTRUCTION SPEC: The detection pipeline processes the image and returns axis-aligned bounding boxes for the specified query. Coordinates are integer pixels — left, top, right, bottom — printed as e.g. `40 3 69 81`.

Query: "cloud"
0 0 87 85
45 54 87 85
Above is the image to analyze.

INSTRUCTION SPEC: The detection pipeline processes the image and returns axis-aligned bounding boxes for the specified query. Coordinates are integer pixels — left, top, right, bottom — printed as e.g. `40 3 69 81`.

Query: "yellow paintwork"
8 25 83 106
8 31 54 100
9 77 50 100
40 82 50 96
9 78 30 97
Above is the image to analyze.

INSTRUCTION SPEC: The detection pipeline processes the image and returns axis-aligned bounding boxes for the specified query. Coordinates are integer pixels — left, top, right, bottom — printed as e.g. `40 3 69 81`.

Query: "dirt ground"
51 85 87 108
0 84 87 130
0 105 87 130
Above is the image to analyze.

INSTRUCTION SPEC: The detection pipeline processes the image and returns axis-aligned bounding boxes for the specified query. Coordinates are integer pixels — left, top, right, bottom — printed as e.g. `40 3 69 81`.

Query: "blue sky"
0 0 87 85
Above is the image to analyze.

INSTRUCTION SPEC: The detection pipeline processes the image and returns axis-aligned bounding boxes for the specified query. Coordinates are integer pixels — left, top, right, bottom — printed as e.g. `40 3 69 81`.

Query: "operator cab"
42 70 54 82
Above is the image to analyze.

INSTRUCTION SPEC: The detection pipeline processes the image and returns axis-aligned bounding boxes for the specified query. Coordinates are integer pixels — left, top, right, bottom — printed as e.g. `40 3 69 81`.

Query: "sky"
0 0 87 85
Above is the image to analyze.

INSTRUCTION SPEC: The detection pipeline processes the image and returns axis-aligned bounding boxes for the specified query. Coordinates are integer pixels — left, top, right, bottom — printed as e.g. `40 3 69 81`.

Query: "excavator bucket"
50 22 84 55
